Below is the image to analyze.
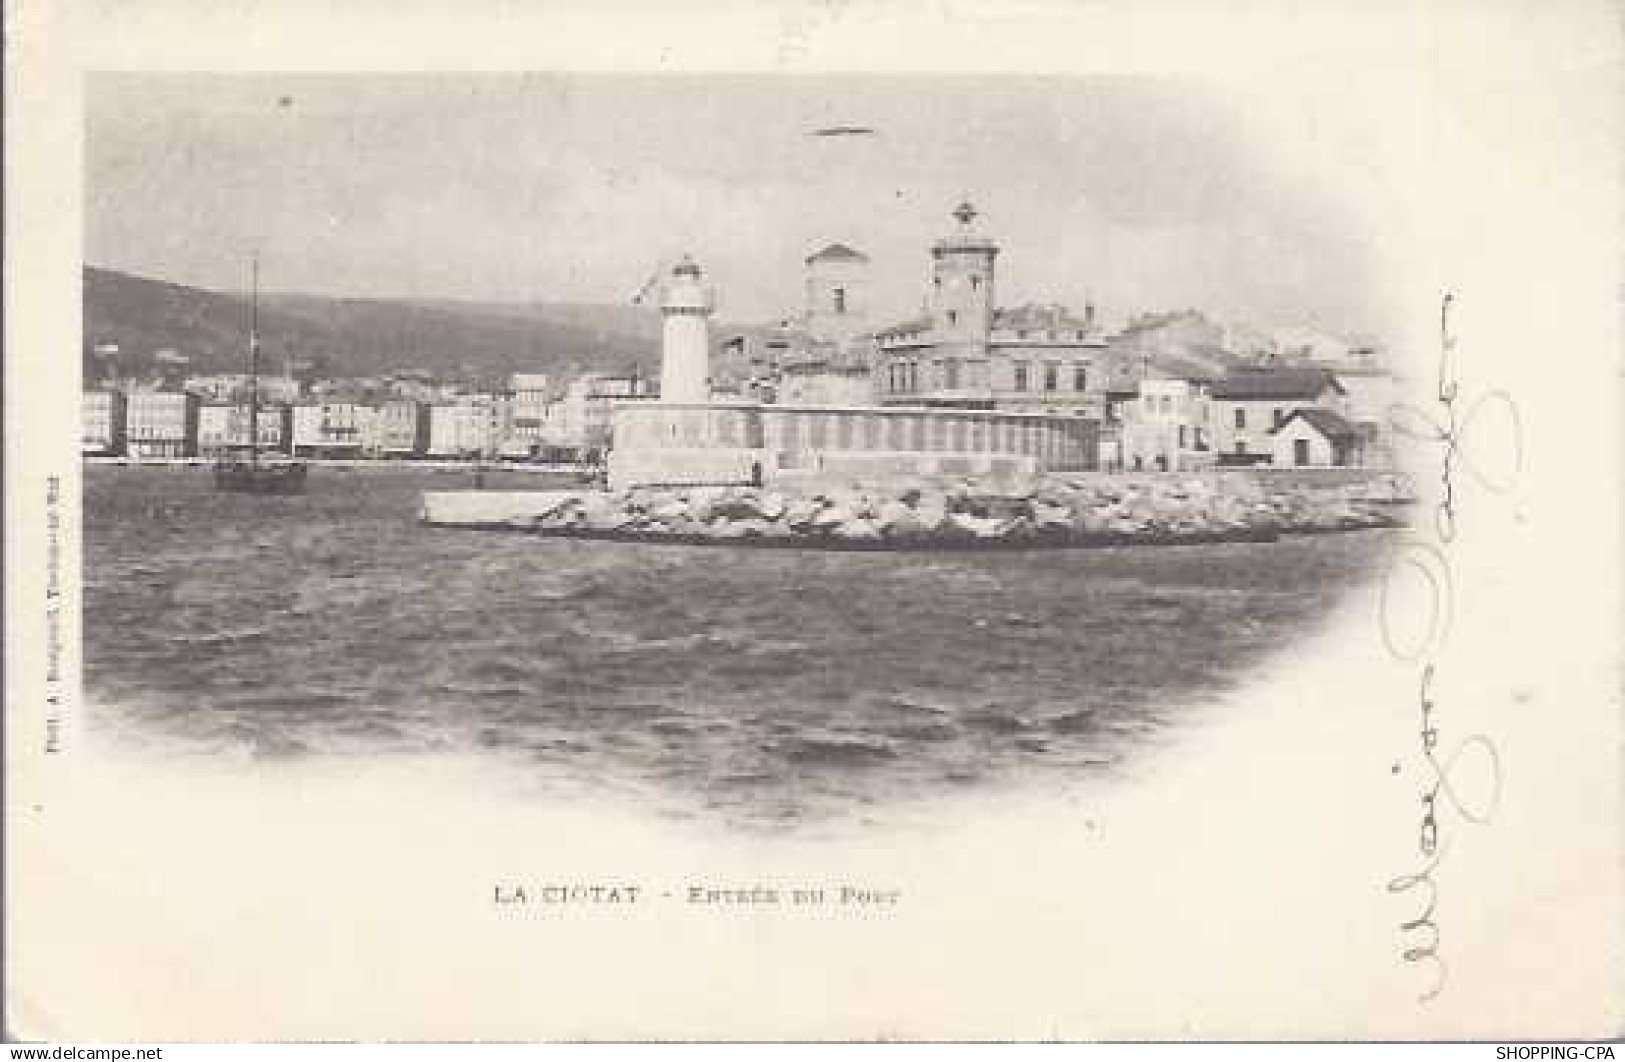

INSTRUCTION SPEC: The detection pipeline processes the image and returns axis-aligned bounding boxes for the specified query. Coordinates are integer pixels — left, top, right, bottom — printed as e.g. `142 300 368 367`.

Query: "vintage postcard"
5 0 1621 1043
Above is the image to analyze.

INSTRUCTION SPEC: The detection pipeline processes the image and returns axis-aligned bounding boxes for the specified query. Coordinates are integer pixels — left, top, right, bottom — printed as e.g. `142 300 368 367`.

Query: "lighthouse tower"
659 256 714 404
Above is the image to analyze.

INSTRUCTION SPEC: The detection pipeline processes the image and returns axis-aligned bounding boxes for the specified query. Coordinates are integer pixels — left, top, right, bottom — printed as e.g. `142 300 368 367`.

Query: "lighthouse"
659 256 713 404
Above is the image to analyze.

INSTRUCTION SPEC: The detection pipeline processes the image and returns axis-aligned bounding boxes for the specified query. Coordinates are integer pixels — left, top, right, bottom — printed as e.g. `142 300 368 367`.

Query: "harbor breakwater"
421 472 1412 549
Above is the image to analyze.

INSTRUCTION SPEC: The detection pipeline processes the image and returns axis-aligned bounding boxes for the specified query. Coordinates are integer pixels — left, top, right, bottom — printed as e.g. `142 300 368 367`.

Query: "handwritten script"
1379 293 1521 1003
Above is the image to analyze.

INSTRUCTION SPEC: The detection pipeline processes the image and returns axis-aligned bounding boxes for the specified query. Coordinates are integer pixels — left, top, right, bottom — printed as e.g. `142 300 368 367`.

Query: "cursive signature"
1378 293 1518 1003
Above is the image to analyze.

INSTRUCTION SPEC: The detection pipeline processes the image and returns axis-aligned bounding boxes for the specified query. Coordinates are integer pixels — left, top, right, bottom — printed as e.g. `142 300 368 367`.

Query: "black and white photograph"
6 0 1622 1045
80 72 1413 823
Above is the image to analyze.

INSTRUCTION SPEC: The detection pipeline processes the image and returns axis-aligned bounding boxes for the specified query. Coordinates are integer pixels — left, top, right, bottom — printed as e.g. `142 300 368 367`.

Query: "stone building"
1270 408 1367 468
606 255 1100 491
1120 377 1216 473
873 202 1105 415
1206 366 1348 465
292 402 373 458
802 243 872 360
720 242 878 406
198 403 292 457
507 373 554 457
367 400 431 458
557 372 652 453
427 394 512 459
82 390 126 456
124 391 199 460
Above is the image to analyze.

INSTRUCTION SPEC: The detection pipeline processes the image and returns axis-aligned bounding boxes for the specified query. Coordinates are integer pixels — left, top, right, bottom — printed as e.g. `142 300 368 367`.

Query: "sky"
85 73 1384 336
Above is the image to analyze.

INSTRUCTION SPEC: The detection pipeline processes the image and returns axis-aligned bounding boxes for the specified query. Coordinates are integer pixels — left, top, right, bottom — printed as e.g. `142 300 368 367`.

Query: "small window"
1073 365 1087 392
945 360 961 390
970 275 981 290
1160 396 1171 415
1014 363 1030 392
1044 364 1058 392
1235 440 1248 455
1272 407 1285 429
1234 407 1246 429
833 287 847 314
947 310 958 326
1178 425 1188 448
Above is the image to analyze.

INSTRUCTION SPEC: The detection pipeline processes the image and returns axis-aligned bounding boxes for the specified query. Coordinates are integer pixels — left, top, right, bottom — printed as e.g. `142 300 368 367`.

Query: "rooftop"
875 315 933 338
1274 406 1362 441
992 303 1094 334
805 242 869 265
1209 367 1344 401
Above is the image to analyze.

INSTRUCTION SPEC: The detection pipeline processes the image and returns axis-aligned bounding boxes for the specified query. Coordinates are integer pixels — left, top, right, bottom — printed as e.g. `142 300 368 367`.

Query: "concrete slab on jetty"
420 490 583 528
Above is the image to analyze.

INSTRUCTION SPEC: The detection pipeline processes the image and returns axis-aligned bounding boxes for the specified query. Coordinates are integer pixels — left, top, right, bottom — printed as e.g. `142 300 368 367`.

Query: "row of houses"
1116 365 1396 471
82 371 651 461
86 365 1393 471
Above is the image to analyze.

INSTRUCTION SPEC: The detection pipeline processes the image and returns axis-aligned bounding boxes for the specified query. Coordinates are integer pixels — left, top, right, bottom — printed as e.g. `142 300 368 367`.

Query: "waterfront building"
1206 366 1348 464
721 244 879 406
1120 377 1216 473
364 400 430 458
606 253 1100 491
1270 408 1368 467
873 203 1105 415
198 403 292 456
82 390 127 456
506 373 554 457
427 394 512 459
556 373 651 453
292 402 374 458
124 391 200 460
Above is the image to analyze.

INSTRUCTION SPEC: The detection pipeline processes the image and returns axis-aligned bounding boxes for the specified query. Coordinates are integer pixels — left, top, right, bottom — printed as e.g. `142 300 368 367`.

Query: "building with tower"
606 253 1099 491
803 242 872 358
719 242 876 406
874 201 1106 418
659 256 714 405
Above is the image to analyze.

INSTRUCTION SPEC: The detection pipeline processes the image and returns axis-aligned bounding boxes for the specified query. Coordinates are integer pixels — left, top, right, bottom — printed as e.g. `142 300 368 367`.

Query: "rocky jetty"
425 473 1412 549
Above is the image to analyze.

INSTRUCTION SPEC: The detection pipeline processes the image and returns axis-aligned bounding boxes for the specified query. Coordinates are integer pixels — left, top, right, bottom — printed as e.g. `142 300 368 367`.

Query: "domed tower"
929 200 998 342
659 256 714 404
804 243 871 358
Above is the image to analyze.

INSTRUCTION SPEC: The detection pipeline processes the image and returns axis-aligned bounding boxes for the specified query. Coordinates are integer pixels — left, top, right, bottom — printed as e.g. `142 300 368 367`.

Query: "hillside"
83 266 665 385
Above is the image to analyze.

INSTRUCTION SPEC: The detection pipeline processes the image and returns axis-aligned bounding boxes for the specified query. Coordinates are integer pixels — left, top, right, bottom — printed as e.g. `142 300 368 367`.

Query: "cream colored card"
5 0 1621 1042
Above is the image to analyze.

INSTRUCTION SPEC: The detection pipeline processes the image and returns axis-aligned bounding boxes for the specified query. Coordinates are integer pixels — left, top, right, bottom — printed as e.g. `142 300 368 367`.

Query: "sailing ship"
213 255 308 494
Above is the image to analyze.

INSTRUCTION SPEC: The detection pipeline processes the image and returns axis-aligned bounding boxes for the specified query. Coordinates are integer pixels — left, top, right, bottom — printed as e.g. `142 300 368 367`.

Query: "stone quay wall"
607 402 1098 491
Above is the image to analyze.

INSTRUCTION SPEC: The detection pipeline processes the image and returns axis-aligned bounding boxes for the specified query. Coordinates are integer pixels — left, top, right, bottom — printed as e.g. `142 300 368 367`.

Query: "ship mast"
249 253 261 467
